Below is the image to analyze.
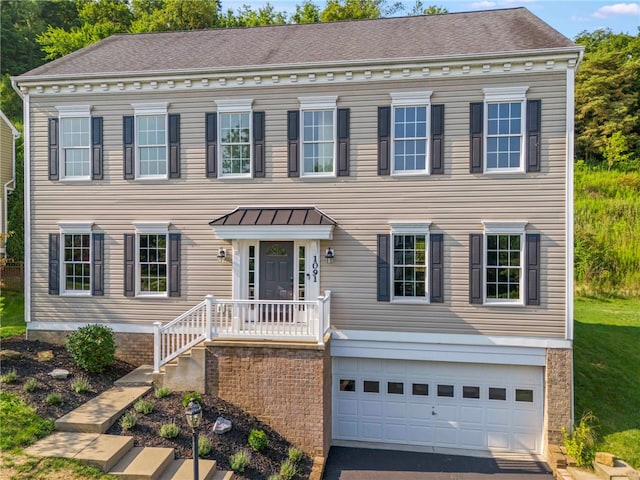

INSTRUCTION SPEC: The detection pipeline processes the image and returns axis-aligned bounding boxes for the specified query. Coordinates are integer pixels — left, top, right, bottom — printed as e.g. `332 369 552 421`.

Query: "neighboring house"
0 110 20 258
13 8 583 461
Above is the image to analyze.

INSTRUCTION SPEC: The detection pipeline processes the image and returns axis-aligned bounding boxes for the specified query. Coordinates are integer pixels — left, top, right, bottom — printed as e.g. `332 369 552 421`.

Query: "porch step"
55 385 151 433
109 446 174 479
157 458 219 480
154 345 206 394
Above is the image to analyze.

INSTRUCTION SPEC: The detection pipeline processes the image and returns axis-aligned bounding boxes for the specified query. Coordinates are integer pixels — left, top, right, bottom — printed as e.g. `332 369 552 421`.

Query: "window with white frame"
58 222 93 295
484 87 528 172
300 96 337 176
57 106 91 179
391 92 431 175
134 223 169 296
133 103 168 178
390 222 430 301
216 99 253 177
483 221 527 303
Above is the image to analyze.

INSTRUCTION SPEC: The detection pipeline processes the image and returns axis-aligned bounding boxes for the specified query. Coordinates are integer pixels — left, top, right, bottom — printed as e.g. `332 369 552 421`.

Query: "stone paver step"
109 446 174 480
55 385 151 433
157 458 218 480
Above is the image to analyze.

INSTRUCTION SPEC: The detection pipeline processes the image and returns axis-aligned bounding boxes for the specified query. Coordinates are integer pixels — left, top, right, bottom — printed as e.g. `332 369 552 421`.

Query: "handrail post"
325 290 332 336
153 321 162 373
317 295 325 346
205 295 213 342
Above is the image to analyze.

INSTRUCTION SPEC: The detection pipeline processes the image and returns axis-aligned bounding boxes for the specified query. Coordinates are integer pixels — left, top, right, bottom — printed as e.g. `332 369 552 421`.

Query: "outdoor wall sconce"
325 247 335 264
217 248 227 263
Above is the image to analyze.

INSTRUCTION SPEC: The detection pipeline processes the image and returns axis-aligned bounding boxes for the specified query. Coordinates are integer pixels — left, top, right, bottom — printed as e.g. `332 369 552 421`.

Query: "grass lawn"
0 290 25 338
574 296 640 468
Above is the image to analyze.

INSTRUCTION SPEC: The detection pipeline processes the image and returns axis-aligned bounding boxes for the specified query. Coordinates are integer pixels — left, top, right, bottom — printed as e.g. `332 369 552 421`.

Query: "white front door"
333 357 543 454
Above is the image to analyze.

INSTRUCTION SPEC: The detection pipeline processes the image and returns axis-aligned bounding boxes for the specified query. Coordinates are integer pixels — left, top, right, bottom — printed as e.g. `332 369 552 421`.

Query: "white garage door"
333 358 543 454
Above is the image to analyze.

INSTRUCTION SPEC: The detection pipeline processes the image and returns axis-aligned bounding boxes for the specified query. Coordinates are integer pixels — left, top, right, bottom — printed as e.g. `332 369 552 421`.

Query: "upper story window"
216 99 253 178
133 103 168 179
391 92 432 175
300 96 337 176
51 106 103 181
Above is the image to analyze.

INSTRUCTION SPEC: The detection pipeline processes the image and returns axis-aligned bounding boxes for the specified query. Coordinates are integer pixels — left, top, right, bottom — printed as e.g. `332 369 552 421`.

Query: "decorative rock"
0 350 21 360
37 350 54 362
595 452 616 467
213 416 232 434
48 368 70 379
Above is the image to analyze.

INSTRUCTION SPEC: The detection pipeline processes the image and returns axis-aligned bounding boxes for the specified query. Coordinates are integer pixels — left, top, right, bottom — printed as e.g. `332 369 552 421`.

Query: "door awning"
209 206 337 240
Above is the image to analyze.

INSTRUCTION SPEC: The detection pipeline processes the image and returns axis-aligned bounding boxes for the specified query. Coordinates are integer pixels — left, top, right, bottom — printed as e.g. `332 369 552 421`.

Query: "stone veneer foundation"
205 340 332 458
544 348 573 449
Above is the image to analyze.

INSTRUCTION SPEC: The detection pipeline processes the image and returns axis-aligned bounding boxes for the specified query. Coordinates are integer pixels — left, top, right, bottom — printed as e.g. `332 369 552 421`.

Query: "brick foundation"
545 348 573 449
206 341 331 458
27 329 153 366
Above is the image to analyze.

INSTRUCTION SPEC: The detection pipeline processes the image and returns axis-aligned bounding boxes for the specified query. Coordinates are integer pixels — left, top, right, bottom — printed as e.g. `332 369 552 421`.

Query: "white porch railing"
154 290 331 373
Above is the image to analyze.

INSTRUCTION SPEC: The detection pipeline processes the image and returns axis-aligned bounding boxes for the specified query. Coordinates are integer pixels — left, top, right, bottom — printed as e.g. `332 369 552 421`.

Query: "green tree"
291 1 320 23
320 0 383 21
130 0 221 32
602 131 633 170
219 3 287 28
407 1 448 15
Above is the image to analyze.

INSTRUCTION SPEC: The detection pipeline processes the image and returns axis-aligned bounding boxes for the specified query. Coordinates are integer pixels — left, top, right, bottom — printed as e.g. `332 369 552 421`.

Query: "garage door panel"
408 403 433 419
486 408 509 426
384 401 407 419
461 406 484 424
488 432 510 450
434 404 457 420
336 420 358 438
337 398 358 415
361 399 383 417
461 428 485 449
434 426 458 445
514 411 539 428
385 423 408 442
409 425 435 443
361 422 383 441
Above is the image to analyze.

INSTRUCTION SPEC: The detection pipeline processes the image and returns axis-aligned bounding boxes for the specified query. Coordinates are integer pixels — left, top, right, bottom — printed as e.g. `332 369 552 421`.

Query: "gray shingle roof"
19 7 576 79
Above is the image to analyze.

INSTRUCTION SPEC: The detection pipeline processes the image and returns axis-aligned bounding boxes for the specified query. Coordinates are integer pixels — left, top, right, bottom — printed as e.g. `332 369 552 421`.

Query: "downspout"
11 79 30 331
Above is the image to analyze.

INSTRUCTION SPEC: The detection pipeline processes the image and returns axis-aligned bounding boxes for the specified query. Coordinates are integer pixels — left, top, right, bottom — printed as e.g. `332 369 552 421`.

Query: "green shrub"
198 435 212 457
71 376 93 394
22 377 39 392
45 393 63 405
288 447 303 463
268 475 282 480
120 411 137 430
0 369 18 384
134 399 154 414
563 412 598 468
154 385 171 398
279 459 297 480
229 449 250 473
181 392 202 408
248 429 268 452
159 422 179 438
66 324 115 373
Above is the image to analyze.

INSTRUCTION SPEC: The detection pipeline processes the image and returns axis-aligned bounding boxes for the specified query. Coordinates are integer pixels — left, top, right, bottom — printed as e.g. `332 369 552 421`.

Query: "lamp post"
185 397 202 480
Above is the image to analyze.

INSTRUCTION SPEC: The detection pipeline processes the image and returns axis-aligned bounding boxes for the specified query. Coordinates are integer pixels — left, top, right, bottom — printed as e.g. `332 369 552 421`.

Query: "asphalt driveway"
323 446 555 479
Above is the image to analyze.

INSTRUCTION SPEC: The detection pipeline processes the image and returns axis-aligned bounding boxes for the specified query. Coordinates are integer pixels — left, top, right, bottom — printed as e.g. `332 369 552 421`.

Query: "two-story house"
13 7 582 461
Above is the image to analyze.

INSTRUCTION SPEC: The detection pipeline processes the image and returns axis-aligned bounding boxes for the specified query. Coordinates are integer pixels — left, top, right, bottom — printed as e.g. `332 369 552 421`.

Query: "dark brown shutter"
91 116 103 180
48 233 60 295
337 108 350 176
168 113 180 178
92 233 104 296
526 99 541 172
430 233 443 303
253 111 265 178
205 112 217 178
430 104 444 175
124 233 135 297
48 118 59 180
470 102 483 173
378 106 391 175
169 233 181 297
123 116 134 179
469 234 483 304
526 233 541 305
287 110 299 177
377 234 390 301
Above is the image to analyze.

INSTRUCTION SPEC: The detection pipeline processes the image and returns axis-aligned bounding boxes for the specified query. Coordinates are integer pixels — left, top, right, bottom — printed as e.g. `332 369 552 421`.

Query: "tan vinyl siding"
1 119 15 249
28 70 568 338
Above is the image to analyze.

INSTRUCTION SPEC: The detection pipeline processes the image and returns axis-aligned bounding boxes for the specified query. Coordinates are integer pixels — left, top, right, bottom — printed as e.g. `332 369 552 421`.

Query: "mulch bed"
0 336 312 479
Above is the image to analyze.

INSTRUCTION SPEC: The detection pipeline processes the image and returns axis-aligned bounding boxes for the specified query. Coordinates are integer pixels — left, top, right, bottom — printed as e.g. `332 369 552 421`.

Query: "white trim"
482 86 529 102
566 66 576 343
0 110 20 137
1 110 19 257
298 95 338 110
331 329 570 366
133 221 170 234
27 321 157 334
213 224 334 240
23 94 31 323
389 221 432 234
215 98 253 112
218 109 253 179
57 221 94 234
132 102 168 115
482 221 528 233
390 90 432 106
55 105 91 117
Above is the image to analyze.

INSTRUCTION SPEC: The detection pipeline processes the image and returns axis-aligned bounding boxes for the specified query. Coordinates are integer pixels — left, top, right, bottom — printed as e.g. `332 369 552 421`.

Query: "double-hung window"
216 99 253 178
483 222 527 303
390 222 431 303
134 103 168 178
300 96 337 176
49 222 104 297
53 105 100 180
391 92 431 175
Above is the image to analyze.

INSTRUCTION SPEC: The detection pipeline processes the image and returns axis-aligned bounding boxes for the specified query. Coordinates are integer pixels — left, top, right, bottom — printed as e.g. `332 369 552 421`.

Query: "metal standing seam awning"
209 206 337 240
